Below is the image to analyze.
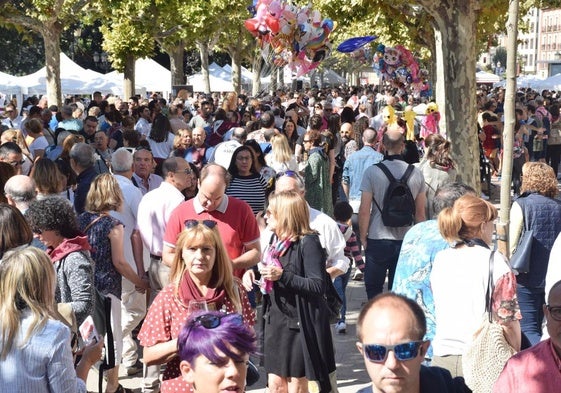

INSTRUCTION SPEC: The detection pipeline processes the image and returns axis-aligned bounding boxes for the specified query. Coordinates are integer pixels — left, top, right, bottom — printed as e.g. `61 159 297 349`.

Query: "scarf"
261 237 292 294
178 271 226 311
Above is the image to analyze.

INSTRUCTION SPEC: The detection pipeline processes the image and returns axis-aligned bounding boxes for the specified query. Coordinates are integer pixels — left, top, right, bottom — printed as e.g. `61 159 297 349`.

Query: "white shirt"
260 205 349 274
431 246 511 356
110 174 144 270
135 118 151 138
147 132 175 159
28 136 49 159
137 181 185 256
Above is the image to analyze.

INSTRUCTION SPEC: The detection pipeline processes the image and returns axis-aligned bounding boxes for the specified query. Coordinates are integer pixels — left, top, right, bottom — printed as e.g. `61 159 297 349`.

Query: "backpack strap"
371 162 414 213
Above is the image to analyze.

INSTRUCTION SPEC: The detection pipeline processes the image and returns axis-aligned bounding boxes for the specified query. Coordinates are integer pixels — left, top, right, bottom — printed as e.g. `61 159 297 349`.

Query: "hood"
49 235 91 263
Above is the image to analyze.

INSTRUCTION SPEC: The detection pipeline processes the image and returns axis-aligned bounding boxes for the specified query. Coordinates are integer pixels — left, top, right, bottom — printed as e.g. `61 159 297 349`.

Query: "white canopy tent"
476 71 501 84
530 73 561 91
494 74 546 89
106 58 171 96
187 63 235 92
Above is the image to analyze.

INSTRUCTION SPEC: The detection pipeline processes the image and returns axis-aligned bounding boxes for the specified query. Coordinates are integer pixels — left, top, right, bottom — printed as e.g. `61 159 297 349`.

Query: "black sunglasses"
184 219 217 229
192 313 243 329
362 341 424 363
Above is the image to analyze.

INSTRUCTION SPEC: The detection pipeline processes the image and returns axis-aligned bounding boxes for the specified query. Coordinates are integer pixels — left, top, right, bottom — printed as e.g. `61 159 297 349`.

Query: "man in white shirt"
1 103 23 130
109 148 147 376
135 105 151 139
137 156 193 393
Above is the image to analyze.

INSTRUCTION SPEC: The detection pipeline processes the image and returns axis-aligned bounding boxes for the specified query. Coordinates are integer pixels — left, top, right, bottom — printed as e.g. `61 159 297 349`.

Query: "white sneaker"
335 321 346 334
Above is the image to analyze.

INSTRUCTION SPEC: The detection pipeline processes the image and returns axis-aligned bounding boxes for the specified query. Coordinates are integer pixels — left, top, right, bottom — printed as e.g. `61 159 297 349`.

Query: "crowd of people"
0 83 560 393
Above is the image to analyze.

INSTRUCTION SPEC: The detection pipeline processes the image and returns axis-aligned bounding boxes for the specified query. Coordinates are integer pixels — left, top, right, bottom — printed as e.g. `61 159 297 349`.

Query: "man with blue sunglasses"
356 293 468 393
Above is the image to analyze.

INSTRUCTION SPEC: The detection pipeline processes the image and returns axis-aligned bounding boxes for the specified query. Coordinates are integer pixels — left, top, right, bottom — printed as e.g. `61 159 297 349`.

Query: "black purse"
324 271 343 324
510 229 533 274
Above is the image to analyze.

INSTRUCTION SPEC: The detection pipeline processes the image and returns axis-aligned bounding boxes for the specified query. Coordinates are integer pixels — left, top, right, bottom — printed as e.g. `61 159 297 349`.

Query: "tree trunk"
42 24 63 108
252 54 262 96
123 54 135 99
422 2 480 190
498 0 520 256
197 41 211 94
230 46 242 94
168 44 185 87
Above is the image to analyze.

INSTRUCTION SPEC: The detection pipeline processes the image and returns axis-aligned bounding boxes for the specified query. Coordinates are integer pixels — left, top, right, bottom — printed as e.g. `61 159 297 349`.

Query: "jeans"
517 284 545 346
364 239 403 299
333 266 351 323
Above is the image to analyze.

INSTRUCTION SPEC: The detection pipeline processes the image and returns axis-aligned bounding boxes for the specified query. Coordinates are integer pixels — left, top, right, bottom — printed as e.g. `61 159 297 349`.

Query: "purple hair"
177 311 257 365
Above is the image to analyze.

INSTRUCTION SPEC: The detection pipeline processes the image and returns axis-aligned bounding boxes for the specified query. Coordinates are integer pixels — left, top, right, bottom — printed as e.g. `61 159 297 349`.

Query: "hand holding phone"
79 315 100 346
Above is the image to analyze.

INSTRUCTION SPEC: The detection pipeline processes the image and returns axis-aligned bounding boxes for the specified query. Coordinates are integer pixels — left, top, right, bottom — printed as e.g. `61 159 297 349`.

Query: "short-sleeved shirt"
138 281 255 393
360 158 426 240
164 195 260 276
79 212 123 298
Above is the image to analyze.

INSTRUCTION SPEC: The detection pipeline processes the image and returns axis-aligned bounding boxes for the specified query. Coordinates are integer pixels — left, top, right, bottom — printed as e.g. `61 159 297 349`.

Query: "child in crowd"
333 201 364 334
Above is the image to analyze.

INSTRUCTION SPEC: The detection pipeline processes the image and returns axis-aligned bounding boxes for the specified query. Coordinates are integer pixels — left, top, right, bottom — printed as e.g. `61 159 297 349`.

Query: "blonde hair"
85 173 123 213
269 134 293 164
1 129 30 155
0 246 57 359
170 224 240 312
267 190 316 240
520 161 559 198
438 194 497 244
61 134 85 160
173 128 192 149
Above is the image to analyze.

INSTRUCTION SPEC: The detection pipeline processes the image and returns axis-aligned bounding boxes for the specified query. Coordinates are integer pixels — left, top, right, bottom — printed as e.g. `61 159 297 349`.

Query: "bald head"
382 130 404 154
549 280 561 304
4 175 37 210
362 128 377 145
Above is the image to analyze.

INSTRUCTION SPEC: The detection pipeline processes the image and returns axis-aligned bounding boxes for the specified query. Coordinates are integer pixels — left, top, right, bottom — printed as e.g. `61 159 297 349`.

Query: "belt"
150 254 162 260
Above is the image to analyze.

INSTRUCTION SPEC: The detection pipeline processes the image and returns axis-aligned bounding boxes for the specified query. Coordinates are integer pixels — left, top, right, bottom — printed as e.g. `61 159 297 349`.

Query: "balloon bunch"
244 0 335 77
373 44 426 93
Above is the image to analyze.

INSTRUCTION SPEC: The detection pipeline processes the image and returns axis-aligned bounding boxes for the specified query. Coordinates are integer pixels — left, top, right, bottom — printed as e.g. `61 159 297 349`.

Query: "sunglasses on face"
192 313 243 329
361 341 424 363
184 219 217 229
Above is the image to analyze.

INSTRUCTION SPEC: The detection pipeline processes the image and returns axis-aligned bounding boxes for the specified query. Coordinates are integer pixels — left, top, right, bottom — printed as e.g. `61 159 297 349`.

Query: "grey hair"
111 148 134 173
69 143 95 168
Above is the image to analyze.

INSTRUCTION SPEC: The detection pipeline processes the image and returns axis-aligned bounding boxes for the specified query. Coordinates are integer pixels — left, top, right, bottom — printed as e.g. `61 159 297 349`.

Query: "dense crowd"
0 84 560 393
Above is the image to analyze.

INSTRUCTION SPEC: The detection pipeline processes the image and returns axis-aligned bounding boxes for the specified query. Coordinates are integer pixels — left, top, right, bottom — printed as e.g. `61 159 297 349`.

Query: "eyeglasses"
547 305 561 321
324 108 333 112
303 139 311 143
184 219 218 229
192 313 243 329
175 168 192 175
361 341 424 363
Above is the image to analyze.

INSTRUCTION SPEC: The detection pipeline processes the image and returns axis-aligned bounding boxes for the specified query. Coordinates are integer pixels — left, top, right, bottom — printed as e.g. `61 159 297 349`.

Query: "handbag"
510 228 533 274
324 272 343 324
462 251 517 393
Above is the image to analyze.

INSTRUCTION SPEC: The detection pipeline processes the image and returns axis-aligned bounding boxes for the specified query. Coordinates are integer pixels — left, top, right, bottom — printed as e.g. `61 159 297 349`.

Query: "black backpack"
373 162 416 227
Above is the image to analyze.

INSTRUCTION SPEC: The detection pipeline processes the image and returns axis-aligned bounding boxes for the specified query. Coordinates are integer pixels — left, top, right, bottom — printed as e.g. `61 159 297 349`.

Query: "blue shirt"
0 312 86 392
393 220 450 359
342 145 383 206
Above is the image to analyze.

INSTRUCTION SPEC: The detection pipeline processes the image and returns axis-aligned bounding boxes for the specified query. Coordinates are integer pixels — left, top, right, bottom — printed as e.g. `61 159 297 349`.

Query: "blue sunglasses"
362 341 424 363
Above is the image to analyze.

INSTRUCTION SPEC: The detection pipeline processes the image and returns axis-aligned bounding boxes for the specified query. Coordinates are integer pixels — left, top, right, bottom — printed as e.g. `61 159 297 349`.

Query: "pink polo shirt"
493 339 561 392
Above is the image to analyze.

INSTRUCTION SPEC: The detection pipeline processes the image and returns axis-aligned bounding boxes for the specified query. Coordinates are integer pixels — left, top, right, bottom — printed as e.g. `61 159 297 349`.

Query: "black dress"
264 234 336 393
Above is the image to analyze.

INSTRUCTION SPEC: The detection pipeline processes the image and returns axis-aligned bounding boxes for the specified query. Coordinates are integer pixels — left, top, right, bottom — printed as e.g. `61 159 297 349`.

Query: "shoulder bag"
462 251 517 393
510 200 533 274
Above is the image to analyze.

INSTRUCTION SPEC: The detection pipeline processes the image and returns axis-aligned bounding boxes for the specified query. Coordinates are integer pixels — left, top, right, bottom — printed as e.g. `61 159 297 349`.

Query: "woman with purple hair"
138 221 255 393
177 311 257 393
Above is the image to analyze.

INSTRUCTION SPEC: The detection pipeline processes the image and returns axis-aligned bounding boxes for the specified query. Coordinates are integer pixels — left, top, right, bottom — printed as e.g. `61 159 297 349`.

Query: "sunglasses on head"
192 313 243 329
275 170 300 180
184 219 217 229
361 341 424 363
